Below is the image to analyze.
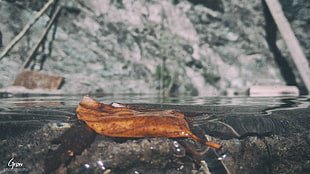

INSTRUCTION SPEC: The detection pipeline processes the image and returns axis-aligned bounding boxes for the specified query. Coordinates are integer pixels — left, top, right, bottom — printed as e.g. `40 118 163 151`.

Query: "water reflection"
1 92 309 107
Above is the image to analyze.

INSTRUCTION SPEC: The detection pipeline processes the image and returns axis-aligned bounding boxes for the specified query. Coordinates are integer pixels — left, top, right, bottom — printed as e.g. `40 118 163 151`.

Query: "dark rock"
44 125 96 173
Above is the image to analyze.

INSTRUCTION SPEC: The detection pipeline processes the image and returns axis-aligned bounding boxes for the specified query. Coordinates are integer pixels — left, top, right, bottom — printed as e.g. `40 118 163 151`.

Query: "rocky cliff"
0 0 308 95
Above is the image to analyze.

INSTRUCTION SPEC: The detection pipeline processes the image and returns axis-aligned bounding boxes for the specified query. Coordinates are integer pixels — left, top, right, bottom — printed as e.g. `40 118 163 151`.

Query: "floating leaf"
76 95 221 149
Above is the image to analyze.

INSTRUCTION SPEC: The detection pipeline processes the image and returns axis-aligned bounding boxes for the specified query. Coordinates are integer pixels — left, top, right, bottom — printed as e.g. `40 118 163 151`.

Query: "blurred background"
0 0 309 96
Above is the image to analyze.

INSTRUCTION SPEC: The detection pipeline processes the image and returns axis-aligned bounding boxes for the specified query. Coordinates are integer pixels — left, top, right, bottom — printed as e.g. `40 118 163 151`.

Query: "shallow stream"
0 93 309 174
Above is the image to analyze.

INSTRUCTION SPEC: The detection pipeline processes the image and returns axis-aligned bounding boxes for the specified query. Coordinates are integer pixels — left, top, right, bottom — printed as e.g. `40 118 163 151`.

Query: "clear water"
0 93 309 174
1 92 309 106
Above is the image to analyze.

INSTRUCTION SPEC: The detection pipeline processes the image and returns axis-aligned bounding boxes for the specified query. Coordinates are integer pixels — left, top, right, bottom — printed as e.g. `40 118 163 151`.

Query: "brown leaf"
76 95 221 149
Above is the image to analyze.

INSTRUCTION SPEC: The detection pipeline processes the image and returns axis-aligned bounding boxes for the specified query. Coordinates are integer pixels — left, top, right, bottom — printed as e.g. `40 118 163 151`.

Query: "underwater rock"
64 136 188 173
44 125 96 173
215 131 310 174
0 100 309 173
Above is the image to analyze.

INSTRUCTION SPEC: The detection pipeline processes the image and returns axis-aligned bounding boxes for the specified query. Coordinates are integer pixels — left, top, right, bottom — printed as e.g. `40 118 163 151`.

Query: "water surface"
0 93 309 174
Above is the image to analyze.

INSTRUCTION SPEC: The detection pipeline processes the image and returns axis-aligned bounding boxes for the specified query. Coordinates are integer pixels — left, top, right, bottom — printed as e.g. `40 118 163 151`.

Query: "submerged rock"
0 100 309 174
65 137 187 173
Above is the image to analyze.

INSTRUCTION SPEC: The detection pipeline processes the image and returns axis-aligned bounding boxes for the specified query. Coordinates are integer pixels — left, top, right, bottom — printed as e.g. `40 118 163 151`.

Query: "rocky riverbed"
0 95 309 173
